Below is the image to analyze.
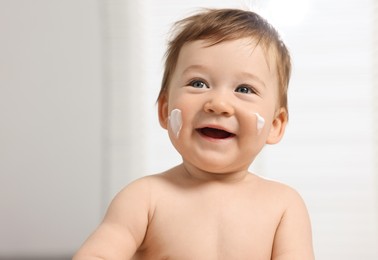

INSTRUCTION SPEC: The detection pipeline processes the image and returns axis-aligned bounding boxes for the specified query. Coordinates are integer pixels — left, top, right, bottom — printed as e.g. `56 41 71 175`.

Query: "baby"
74 8 314 260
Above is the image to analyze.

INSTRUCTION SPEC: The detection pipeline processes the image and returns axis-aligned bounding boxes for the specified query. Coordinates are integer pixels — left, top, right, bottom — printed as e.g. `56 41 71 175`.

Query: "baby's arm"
73 178 151 260
271 188 315 260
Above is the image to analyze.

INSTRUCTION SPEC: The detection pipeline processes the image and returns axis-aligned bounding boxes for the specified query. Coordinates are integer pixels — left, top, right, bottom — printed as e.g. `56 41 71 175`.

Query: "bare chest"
134 191 282 260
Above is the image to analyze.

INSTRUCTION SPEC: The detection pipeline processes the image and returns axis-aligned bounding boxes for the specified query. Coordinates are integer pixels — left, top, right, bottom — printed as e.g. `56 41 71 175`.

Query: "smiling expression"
159 38 287 175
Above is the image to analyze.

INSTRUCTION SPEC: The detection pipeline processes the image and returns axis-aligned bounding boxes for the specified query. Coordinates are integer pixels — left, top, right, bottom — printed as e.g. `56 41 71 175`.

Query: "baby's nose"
203 94 235 116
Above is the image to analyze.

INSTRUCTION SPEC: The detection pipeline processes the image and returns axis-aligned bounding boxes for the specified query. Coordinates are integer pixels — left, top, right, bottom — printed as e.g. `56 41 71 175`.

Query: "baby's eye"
235 85 256 94
189 80 209 89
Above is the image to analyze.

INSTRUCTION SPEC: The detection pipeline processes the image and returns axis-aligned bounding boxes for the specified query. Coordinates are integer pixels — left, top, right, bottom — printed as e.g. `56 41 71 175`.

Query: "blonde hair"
158 8 291 114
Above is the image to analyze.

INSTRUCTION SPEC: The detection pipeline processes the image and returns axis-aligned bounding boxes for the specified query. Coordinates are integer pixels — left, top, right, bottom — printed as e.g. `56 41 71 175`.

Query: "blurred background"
0 0 377 259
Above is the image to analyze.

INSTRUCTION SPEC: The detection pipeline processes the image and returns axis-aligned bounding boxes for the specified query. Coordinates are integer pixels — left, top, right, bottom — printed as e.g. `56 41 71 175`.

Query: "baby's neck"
180 162 251 184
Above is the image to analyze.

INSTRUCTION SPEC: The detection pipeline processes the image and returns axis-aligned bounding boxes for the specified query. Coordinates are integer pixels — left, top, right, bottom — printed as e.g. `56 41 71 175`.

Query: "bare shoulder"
252 175 314 260
73 175 167 260
109 173 171 218
253 175 307 205
114 172 172 201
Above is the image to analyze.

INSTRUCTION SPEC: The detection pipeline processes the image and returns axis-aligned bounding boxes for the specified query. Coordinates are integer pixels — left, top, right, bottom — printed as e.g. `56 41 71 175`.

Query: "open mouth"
196 127 235 139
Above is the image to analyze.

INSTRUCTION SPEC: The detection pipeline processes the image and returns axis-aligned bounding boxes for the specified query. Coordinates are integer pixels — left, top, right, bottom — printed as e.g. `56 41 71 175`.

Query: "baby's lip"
195 125 236 139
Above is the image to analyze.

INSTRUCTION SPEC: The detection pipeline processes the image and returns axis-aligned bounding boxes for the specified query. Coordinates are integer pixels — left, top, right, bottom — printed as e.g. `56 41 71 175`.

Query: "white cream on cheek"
168 109 182 138
254 112 265 134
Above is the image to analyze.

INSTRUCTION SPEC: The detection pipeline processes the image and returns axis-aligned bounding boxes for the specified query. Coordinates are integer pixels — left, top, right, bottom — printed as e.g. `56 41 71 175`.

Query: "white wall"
0 0 104 258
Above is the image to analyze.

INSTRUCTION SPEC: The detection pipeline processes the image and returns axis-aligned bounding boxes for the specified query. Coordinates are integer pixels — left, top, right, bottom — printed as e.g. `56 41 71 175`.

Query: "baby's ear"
158 94 169 129
266 108 288 145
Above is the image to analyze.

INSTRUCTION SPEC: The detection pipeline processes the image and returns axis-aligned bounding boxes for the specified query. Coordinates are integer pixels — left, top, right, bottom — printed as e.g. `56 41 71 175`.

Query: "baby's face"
160 38 286 174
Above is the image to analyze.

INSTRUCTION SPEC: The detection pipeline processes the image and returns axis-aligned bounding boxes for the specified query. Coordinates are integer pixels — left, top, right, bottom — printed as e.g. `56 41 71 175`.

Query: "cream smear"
168 109 182 138
254 112 265 134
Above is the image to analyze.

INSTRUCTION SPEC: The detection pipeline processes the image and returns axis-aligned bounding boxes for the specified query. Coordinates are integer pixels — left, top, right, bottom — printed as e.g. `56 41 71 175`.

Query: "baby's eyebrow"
182 64 208 75
238 71 266 88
